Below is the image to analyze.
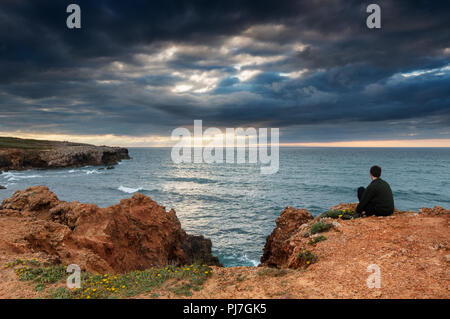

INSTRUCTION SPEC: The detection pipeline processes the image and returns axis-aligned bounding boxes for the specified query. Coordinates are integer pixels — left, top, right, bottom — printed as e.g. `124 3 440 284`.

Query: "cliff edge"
0 137 130 172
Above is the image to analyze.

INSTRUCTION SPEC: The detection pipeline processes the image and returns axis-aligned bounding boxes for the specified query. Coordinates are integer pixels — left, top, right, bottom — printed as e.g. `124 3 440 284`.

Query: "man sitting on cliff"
356 165 394 217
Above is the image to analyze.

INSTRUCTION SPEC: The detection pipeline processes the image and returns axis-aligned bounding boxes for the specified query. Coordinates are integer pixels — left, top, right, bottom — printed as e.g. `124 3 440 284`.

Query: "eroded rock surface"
0 139 130 171
260 206 313 267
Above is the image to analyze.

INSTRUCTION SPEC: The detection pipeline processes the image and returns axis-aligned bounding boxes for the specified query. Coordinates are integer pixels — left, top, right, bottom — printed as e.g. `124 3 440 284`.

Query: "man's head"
370 165 382 180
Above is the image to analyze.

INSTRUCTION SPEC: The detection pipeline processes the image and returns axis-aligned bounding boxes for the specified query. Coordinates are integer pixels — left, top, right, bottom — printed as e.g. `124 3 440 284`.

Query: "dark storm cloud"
0 0 449 141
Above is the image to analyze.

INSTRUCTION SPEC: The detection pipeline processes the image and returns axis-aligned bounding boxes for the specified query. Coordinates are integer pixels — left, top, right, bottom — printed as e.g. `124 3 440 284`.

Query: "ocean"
1 147 449 267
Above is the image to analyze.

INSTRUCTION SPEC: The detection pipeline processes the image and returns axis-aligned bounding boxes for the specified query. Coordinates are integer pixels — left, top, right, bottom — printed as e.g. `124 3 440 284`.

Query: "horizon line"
1 133 449 148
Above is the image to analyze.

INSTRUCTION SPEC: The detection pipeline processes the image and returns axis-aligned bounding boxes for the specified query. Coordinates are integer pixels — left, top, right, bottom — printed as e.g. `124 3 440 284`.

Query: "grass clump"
321 209 360 220
297 250 318 267
4 258 65 290
70 264 213 299
3 257 41 268
50 287 72 299
310 221 332 234
309 235 327 245
169 283 194 297
4 258 213 299
15 264 67 285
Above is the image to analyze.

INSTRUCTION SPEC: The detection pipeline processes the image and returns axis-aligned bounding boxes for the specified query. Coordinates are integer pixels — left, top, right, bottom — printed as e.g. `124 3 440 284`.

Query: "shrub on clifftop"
297 250 318 267
321 209 361 220
310 221 332 234
309 235 327 245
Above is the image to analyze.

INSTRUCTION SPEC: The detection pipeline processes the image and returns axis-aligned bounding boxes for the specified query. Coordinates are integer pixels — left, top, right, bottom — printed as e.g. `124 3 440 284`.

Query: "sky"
0 0 449 147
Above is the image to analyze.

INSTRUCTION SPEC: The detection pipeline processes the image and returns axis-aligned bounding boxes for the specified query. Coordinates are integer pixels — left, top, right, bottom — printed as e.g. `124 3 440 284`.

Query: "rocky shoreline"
0 186 448 298
0 137 130 173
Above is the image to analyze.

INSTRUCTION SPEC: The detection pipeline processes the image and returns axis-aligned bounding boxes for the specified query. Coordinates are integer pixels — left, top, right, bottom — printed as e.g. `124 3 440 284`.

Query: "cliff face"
0 137 130 171
0 186 221 273
260 206 313 267
39 145 130 168
0 146 130 171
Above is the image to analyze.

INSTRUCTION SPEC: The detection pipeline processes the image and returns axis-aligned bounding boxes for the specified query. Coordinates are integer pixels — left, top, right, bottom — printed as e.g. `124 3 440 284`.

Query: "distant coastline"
0 136 130 173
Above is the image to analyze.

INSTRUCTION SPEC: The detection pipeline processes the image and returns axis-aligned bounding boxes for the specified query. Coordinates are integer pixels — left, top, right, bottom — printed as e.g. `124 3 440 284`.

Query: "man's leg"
357 187 376 216
374 209 392 217
364 203 377 216
357 187 365 201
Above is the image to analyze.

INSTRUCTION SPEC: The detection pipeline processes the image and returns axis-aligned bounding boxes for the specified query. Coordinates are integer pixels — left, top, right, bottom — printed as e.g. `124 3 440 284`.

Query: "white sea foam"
1 172 42 181
118 185 143 193
22 175 43 179
239 254 259 267
84 169 101 175
2 172 19 181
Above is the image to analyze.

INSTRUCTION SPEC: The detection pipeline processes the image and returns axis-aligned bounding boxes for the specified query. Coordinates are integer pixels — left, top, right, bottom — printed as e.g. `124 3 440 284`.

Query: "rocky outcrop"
0 138 130 171
260 204 450 269
260 206 313 267
38 146 130 169
0 186 221 273
418 206 450 216
197 204 449 299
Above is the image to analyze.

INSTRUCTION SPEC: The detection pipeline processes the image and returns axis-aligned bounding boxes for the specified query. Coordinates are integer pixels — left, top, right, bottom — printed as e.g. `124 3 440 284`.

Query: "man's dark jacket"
356 178 394 216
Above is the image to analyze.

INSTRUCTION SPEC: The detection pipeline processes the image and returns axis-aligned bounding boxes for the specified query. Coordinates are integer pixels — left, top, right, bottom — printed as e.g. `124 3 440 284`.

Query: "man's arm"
356 184 375 214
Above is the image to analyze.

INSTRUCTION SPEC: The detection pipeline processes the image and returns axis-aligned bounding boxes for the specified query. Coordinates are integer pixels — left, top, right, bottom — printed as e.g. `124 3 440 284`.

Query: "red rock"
260 203 450 271
418 206 450 216
260 206 313 267
0 186 221 273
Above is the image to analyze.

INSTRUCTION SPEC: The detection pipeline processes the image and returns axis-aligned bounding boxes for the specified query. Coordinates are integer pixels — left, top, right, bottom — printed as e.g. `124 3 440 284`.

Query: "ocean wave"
190 194 230 203
237 254 259 267
83 169 102 175
1 172 43 181
2 172 18 182
395 189 440 197
118 185 144 193
165 177 217 184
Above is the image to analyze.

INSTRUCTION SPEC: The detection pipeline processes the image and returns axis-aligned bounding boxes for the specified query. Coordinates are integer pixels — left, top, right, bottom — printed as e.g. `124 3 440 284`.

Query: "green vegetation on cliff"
0 137 54 150
5 258 213 299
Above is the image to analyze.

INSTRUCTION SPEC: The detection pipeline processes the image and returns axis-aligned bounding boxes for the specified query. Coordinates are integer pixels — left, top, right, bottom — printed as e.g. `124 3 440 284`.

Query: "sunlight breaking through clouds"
0 1 449 145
